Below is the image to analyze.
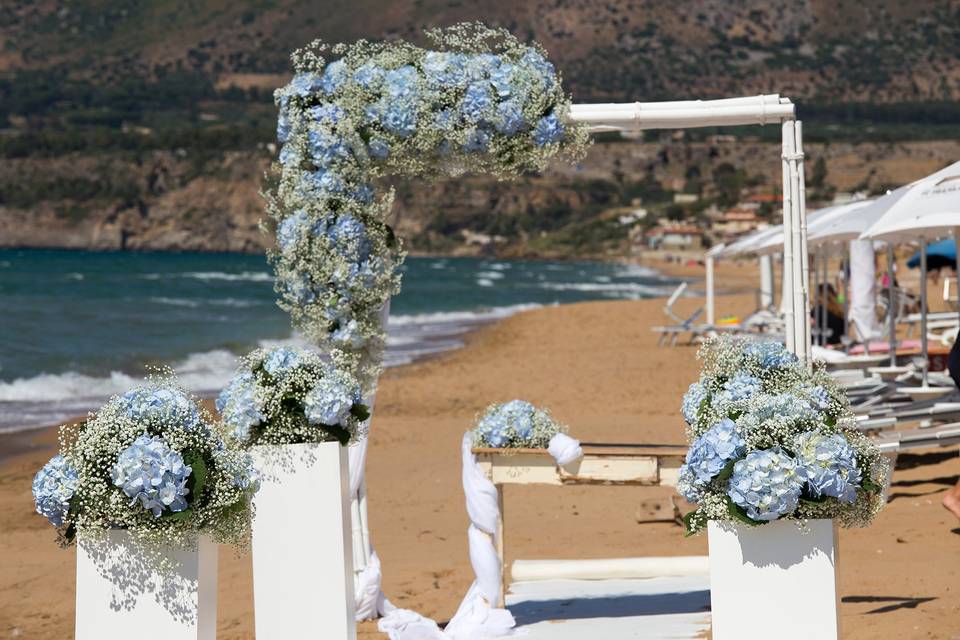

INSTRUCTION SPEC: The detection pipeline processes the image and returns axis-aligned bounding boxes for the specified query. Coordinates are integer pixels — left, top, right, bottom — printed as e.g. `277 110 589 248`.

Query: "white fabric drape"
849 239 883 341
378 432 583 640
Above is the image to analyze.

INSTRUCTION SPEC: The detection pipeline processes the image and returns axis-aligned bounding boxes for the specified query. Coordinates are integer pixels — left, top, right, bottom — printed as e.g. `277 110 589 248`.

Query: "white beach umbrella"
805 200 875 246
719 224 780 257
751 205 844 256
860 160 960 386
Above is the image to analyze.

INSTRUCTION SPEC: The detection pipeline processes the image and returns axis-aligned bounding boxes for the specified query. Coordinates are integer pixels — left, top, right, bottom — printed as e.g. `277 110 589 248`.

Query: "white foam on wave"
0 303 543 432
477 278 495 287
538 282 672 297
150 296 200 308
141 271 273 283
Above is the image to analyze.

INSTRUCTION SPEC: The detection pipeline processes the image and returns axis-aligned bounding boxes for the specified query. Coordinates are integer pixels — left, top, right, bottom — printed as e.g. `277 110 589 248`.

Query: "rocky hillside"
2 0 960 255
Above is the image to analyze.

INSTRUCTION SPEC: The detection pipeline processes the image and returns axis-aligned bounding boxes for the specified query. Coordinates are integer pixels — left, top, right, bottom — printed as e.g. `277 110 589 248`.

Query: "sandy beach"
2 281 959 639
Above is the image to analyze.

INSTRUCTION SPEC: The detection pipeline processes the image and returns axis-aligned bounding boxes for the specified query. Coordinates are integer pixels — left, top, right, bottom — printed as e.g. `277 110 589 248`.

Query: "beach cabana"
861 161 960 393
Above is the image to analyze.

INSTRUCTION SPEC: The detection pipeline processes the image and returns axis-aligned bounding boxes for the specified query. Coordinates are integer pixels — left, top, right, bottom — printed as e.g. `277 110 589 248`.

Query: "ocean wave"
149 296 201 308
141 271 273 283
388 303 542 326
476 270 506 280
477 278 495 287
538 282 672 296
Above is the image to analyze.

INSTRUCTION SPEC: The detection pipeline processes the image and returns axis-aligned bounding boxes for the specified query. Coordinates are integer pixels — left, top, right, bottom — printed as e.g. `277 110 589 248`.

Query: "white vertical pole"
842 245 850 350
920 240 930 387
760 254 774 309
706 255 716 326
793 122 811 363
781 122 797 354
955 228 960 328
887 244 898 367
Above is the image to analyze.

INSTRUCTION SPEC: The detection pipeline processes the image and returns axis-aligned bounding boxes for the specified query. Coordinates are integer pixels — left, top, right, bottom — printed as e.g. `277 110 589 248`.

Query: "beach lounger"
874 421 960 453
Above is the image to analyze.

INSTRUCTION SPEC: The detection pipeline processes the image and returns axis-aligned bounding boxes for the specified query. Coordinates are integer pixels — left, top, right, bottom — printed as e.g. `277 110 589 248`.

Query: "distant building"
713 207 762 240
645 225 703 250
673 193 699 204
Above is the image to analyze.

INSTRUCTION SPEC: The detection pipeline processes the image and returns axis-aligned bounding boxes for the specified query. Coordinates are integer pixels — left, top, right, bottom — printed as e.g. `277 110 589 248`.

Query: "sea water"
0 249 680 431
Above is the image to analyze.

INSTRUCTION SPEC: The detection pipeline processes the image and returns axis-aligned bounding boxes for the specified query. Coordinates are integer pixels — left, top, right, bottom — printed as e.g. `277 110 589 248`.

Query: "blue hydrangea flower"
520 49 557 87
463 128 491 154
681 382 707 425
744 341 799 369
111 435 192 518
753 392 815 424
318 60 348 95
121 387 200 430
727 447 803 522
309 104 345 124
285 274 316 306
500 399 536 439
384 65 419 100
351 184 375 204
685 418 745 484
807 386 831 411
276 210 309 251
306 170 345 194
676 464 702 503
461 81 493 123
304 371 361 426
217 371 264 442
423 52 468 87
289 72 320 97
489 62 516 99
332 318 365 349
277 111 291 143
278 144 300 166
354 63 384 90
716 372 762 407
794 431 861 503
307 129 350 167
466 53 500 80
32 455 79 527
476 412 510 447
223 452 259 492
263 347 301 377
533 112 564 145
368 138 390 159
381 102 417 138
495 100 526 135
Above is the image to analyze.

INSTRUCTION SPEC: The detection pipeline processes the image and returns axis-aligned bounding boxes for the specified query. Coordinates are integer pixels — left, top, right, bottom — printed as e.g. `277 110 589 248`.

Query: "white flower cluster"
471 400 566 449
38 375 258 551
679 336 887 535
265 23 590 392
217 346 368 447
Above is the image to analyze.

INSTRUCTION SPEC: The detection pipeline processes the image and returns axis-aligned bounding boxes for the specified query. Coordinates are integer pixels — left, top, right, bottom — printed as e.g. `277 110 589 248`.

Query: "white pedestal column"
708 519 839 640
76 531 217 640
251 442 356 640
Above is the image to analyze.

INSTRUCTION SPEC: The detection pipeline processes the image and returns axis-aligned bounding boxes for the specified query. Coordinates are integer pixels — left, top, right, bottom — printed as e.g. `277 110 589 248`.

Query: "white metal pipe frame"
567 95 812 362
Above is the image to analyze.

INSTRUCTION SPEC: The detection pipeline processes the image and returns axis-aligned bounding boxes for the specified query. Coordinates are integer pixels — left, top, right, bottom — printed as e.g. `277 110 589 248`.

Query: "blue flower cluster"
304 370 362 427
121 387 200 430
794 431 861 502
681 382 707 425
806 385 831 411
744 341 799 370
216 371 265 443
717 372 762 405
263 346 301 378
753 392 815 424
111 434 193 518
474 399 538 447
727 447 803 521
32 455 79 527
681 418 745 487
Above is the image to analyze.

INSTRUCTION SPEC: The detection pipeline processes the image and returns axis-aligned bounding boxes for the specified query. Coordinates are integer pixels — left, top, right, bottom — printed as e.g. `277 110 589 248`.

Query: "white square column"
76 531 217 640
252 441 356 640
708 519 839 639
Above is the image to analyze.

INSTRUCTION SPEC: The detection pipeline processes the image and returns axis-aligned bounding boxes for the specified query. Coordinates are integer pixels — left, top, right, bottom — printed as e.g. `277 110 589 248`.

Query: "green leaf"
683 509 701 537
726 497 764 527
161 507 194 522
323 423 352 446
825 415 837 427
351 403 370 422
183 451 208 507
715 458 739 484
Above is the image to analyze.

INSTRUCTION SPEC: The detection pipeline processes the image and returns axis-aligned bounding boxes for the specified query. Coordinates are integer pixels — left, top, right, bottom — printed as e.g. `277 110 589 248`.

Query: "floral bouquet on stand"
472 400 567 449
217 345 368 447
677 337 887 534
32 376 258 638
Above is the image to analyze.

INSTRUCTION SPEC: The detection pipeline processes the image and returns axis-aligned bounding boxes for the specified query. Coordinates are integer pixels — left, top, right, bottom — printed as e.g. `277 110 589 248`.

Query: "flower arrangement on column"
265 22 589 392
33 378 257 548
677 337 887 533
32 377 257 639
217 345 368 447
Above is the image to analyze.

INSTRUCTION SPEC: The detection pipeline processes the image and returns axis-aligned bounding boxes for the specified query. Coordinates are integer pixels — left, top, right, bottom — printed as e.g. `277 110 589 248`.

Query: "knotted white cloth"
378 431 583 639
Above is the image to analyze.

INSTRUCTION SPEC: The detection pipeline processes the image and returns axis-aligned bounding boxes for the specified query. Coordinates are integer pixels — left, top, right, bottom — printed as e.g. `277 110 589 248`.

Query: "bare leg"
943 480 960 521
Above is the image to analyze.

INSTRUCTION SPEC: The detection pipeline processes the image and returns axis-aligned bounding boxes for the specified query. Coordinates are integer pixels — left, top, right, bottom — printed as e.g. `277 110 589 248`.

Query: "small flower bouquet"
677 337 887 535
472 400 566 449
32 378 258 549
217 345 369 447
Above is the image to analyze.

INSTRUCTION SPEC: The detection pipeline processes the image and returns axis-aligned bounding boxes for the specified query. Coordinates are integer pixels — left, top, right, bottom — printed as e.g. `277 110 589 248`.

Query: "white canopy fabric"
751 205 842 256
805 200 875 246
720 224 779 257
860 160 960 241
809 188 907 244
848 239 883 341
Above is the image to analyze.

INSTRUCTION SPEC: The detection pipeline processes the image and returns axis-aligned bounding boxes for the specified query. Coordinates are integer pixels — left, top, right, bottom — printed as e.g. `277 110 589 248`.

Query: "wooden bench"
472 442 688 606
